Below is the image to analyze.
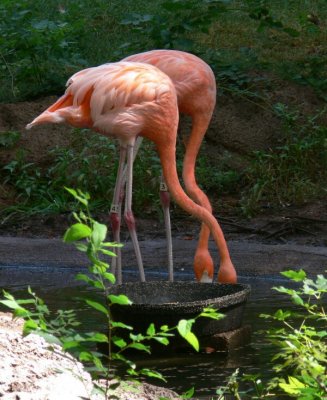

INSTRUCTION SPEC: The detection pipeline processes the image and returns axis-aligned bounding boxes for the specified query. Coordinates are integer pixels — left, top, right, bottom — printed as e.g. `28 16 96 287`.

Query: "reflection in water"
0 266 296 398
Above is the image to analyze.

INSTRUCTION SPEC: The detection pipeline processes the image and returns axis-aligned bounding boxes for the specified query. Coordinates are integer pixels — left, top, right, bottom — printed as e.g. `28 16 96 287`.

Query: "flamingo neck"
157 145 231 264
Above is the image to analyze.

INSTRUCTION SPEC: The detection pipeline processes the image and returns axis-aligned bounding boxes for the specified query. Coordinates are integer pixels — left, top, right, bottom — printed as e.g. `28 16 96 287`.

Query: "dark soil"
0 199 326 248
0 85 326 247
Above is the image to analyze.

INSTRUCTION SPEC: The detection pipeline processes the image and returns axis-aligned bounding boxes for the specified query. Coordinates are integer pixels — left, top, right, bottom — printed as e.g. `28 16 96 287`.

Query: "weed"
0 131 21 148
241 105 327 216
0 188 223 399
213 269 327 399
0 129 163 219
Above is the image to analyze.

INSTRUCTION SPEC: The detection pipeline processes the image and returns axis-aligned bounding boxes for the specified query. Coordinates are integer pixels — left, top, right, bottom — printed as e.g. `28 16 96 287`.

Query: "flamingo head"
26 110 67 129
217 259 237 284
194 249 214 283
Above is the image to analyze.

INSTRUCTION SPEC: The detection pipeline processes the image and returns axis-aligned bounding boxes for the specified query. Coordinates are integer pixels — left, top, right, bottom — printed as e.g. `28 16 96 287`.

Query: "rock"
0 312 180 400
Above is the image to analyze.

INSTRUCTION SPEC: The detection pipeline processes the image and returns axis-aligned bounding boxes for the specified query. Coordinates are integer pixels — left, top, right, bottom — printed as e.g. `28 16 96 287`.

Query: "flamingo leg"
124 144 146 282
159 175 173 281
109 145 127 284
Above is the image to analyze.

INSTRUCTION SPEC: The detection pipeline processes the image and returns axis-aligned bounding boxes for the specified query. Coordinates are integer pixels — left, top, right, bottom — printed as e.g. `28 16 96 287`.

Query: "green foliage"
215 269 327 399
1 0 326 100
241 105 327 216
0 189 223 398
261 270 327 399
0 131 20 148
119 0 230 52
0 129 162 219
0 0 87 100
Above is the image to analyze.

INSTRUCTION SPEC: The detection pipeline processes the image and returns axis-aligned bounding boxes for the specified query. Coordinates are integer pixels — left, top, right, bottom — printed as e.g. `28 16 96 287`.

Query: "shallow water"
0 265 297 399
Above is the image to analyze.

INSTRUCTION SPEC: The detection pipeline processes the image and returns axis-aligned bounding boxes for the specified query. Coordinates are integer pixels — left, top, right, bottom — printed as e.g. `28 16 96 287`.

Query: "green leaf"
177 319 194 337
111 321 133 330
84 299 108 315
35 331 63 345
291 293 304 306
177 319 199 351
200 308 224 320
139 368 166 381
75 273 105 289
85 332 108 343
75 242 88 252
112 336 127 348
181 387 195 399
63 223 91 242
65 187 89 206
153 336 169 346
23 319 38 332
184 331 199 352
129 343 151 353
103 272 116 284
100 249 117 257
108 294 132 305
279 376 305 395
281 269 306 282
91 222 107 247
147 323 155 336
63 340 82 350
129 333 145 341
79 351 94 362
273 309 292 320
0 299 24 310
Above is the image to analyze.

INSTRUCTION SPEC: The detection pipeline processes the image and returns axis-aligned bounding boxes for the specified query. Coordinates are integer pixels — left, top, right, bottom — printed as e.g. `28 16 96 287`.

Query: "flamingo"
26 61 237 284
122 50 220 283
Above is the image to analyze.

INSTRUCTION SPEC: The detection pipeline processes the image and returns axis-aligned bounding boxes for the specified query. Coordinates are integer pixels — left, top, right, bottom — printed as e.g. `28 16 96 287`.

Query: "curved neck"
157 145 231 263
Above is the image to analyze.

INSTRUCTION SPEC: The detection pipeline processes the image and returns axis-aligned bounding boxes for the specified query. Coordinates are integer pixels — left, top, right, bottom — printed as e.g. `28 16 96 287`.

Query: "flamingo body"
124 50 220 282
27 60 237 285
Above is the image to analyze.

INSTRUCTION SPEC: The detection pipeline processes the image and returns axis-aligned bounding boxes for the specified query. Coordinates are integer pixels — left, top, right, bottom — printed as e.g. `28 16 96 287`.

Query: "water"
0 265 298 399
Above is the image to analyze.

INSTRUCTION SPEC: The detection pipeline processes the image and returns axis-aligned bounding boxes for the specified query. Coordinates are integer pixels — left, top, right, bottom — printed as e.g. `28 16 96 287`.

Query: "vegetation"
214 269 327 399
0 189 223 399
1 195 325 399
0 0 326 217
241 104 327 216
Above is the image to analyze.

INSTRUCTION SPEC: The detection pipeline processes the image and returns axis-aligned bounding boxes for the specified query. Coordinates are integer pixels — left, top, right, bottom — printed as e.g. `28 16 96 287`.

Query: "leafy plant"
241 104 327 216
213 269 326 399
119 0 230 53
0 0 87 100
260 270 327 399
0 188 223 399
0 129 163 219
0 131 20 148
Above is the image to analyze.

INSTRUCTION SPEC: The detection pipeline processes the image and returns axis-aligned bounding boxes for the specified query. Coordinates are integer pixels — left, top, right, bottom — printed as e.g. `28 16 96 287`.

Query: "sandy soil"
0 312 180 400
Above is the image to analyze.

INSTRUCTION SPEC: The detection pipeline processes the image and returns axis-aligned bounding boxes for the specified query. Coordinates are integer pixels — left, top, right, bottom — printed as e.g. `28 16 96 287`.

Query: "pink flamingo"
123 50 228 283
26 61 237 284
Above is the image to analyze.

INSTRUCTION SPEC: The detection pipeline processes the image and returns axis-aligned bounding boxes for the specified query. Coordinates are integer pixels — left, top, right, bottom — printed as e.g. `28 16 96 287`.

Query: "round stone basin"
110 282 251 338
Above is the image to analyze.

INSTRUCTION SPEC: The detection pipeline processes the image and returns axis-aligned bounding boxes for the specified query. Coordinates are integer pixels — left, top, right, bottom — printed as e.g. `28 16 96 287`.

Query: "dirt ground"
0 312 180 400
0 199 326 248
0 85 326 247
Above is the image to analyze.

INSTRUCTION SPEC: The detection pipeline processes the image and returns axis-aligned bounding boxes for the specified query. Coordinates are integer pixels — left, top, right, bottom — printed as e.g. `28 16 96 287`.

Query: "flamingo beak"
200 270 213 283
26 111 65 130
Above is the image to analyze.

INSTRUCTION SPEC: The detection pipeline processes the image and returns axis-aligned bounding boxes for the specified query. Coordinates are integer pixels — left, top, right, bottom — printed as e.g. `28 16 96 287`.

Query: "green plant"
261 270 327 399
241 104 327 216
0 0 87 100
212 269 326 399
0 188 223 399
0 131 21 148
0 129 164 220
119 0 230 53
